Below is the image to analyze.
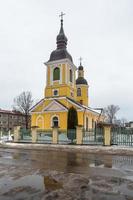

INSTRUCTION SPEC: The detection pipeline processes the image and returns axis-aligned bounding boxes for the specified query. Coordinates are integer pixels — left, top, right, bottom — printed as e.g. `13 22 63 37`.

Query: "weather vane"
59 12 65 20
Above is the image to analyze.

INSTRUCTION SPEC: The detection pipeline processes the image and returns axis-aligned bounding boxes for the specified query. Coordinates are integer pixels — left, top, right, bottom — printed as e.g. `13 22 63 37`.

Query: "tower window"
77 88 81 96
70 69 73 82
53 67 60 81
53 116 59 127
53 89 59 96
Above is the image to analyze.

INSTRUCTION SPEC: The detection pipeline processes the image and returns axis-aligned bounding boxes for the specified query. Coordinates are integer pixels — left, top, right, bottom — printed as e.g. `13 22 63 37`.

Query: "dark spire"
48 13 73 63
56 12 67 49
78 57 83 70
79 57 82 66
76 57 88 85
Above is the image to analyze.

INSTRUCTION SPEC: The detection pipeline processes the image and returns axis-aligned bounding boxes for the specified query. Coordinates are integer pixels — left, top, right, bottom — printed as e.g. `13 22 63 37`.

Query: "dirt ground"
0 146 133 200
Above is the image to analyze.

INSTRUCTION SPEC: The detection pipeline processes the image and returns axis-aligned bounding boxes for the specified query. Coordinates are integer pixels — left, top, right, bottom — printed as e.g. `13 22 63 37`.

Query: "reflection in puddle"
1 148 133 199
0 175 44 195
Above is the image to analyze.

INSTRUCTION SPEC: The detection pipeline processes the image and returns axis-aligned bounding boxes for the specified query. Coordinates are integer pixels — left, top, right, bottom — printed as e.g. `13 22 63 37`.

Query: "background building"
0 109 28 132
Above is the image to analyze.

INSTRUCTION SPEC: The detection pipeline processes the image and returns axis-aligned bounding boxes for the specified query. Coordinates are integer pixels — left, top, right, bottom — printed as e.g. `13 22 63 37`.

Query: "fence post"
31 127 37 143
14 126 21 142
52 127 58 144
103 124 111 146
76 125 83 145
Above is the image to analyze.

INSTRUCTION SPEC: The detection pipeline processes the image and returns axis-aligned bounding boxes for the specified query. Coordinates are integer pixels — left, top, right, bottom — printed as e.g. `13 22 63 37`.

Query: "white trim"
30 99 44 112
73 69 75 87
43 110 67 113
67 98 83 109
44 97 66 100
45 58 77 70
42 100 68 112
60 64 62 84
32 110 67 114
50 67 53 85
76 84 89 88
46 66 48 86
65 64 67 84
36 115 44 129
83 108 100 116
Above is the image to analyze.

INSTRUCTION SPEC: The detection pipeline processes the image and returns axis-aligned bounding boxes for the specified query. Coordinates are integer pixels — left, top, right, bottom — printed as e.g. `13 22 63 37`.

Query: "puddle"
0 174 44 200
0 148 133 199
0 175 44 193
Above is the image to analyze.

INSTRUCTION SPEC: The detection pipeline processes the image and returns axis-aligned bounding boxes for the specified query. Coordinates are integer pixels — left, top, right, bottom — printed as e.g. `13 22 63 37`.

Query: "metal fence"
20 128 32 142
37 129 52 144
83 128 104 145
111 127 133 146
0 130 13 141
58 130 71 144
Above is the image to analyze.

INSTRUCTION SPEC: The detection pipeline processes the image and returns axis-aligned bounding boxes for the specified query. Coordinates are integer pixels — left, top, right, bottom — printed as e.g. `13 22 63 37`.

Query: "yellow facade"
31 97 102 131
76 85 89 106
45 63 76 100
31 18 103 131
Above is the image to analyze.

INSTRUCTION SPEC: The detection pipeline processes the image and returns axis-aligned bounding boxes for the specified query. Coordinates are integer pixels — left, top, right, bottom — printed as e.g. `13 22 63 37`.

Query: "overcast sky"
0 0 133 121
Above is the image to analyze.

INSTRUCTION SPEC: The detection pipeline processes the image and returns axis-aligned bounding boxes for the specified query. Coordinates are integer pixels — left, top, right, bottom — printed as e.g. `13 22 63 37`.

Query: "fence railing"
0 130 13 141
58 130 70 144
111 127 133 146
13 125 133 147
83 128 104 145
20 128 32 142
37 129 52 144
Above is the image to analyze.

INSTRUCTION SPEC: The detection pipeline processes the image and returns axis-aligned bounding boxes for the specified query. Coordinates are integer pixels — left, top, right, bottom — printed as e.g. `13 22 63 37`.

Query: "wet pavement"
0 148 133 199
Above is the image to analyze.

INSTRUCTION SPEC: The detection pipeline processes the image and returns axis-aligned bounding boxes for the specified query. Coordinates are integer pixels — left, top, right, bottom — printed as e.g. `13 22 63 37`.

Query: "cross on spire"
79 57 83 65
59 12 65 21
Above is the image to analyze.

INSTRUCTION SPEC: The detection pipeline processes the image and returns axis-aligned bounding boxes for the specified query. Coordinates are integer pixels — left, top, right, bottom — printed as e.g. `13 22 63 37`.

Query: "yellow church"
30 15 102 132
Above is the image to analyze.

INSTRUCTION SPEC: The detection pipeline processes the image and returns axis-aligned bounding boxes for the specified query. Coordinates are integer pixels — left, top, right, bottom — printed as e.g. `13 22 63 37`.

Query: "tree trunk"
25 114 29 129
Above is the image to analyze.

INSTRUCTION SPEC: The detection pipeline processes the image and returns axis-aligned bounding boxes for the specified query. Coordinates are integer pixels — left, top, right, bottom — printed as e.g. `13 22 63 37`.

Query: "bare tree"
119 118 127 127
103 104 120 124
13 91 33 129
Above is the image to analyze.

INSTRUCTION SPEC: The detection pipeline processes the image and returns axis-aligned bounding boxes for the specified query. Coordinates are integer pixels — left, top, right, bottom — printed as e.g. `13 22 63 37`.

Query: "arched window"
53 67 60 81
70 69 73 82
77 88 81 96
52 116 59 127
36 116 43 128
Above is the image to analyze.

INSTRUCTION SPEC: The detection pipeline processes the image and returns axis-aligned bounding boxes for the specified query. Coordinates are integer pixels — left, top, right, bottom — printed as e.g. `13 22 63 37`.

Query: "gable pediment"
43 100 67 112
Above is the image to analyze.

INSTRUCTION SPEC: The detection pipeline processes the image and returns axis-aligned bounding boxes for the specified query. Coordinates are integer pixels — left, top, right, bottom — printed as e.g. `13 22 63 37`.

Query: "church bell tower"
76 59 89 106
44 13 77 99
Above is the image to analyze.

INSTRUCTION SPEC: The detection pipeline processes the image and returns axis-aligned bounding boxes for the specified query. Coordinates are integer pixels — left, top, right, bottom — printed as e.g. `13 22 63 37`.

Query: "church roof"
66 97 100 115
76 77 88 85
30 96 100 116
48 18 73 63
78 65 83 70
